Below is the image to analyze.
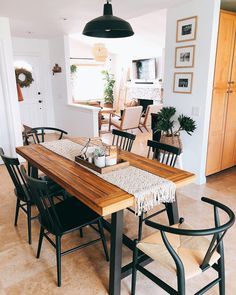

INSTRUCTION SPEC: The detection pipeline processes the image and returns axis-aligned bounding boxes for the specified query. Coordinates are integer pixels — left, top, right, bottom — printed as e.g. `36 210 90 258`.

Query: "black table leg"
27 162 38 178
109 210 124 295
165 192 179 225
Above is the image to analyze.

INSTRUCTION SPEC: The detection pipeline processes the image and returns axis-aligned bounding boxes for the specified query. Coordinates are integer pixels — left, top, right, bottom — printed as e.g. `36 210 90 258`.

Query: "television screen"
132 58 156 81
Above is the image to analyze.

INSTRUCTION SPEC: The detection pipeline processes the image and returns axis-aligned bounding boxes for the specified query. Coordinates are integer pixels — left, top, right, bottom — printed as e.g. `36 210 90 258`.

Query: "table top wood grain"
16 138 195 216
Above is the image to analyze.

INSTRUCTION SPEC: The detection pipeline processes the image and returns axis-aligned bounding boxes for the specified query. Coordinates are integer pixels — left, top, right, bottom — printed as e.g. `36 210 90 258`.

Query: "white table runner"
41 139 176 215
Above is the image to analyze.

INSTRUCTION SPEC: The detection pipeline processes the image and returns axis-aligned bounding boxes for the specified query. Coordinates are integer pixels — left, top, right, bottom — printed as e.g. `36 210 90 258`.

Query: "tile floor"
0 130 235 294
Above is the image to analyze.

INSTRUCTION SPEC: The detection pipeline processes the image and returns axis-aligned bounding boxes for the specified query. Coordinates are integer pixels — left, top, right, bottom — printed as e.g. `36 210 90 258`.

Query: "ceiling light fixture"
92 43 108 62
82 0 134 38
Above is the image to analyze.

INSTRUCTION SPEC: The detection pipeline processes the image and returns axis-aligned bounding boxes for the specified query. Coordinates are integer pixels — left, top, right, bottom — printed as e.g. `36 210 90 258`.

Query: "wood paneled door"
206 10 236 176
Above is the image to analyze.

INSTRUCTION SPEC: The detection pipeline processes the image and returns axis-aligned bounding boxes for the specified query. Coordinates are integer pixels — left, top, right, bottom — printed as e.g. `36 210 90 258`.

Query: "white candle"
105 156 117 166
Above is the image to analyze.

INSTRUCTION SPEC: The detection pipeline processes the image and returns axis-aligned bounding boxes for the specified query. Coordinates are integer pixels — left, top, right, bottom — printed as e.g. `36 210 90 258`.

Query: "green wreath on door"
15 68 34 88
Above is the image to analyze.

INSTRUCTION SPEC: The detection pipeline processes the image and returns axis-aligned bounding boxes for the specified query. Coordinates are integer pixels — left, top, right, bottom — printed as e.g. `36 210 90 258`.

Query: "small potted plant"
154 106 196 150
94 147 106 168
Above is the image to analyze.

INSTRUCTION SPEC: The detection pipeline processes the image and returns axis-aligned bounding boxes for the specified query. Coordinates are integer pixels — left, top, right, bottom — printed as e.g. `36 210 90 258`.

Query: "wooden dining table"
16 138 195 295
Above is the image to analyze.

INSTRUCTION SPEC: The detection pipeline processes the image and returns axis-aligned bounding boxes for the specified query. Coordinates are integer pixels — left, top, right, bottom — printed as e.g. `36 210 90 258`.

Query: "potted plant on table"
154 107 197 150
94 147 106 168
101 70 115 108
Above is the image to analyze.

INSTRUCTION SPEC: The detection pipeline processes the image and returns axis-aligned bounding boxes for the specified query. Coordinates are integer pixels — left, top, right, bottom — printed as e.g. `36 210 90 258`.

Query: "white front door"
14 55 45 127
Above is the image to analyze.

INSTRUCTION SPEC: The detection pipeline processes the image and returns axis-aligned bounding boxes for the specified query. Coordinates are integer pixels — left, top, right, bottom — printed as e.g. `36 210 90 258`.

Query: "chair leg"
14 198 20 226
79 228 83 238
98 219 109 261
131 240 138 295
138 212 144 241
36 226 44 258
138 127 143 133
218 256 225 295
27 203 32 244
177 269 186 295
56 235 62 287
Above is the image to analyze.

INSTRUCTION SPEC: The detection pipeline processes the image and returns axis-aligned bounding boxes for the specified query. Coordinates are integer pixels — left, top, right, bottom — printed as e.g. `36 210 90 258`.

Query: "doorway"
14 55 46 127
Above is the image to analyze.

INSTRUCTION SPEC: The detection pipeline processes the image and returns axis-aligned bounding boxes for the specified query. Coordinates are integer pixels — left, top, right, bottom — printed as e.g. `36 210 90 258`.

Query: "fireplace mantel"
126 83 162 102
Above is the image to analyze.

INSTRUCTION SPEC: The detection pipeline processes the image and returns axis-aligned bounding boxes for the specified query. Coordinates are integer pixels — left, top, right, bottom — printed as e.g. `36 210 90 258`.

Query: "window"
70 60 105 103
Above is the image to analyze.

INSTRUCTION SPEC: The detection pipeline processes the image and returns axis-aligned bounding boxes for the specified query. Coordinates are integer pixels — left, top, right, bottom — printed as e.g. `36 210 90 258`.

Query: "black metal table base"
109 211 124 295
165 194 179 225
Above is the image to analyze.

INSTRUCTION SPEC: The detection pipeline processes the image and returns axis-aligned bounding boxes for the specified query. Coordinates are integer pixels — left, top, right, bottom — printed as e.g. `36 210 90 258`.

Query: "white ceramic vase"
94 156 106 168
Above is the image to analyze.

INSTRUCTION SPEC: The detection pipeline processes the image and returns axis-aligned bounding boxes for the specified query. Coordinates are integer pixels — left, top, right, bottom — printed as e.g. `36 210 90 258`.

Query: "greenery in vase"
94 147 106 158
155 107 196 136
101 70 115 105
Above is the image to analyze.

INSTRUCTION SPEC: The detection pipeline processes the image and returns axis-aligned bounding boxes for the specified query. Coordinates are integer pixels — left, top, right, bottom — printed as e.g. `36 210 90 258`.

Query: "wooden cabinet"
206 11 236 176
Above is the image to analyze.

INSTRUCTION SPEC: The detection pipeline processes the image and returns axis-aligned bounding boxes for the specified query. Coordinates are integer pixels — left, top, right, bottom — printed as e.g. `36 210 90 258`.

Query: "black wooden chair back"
147 140 181 167
21 166 62 235
0 148 30 202
112 129 136 152
24 126 68 145
22 125 36 145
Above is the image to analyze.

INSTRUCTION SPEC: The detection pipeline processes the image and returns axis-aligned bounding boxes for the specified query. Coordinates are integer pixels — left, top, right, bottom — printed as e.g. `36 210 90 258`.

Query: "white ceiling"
0 0 187 38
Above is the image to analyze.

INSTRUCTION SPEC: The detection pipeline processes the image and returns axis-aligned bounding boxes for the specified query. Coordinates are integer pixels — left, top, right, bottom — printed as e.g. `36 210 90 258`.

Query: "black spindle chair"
112 129 136 152
0 147 36 244
0 148 65 244
147 140 182 167
21 166 109 287
23 125 68 145
22 125 68 180
131 197 235 295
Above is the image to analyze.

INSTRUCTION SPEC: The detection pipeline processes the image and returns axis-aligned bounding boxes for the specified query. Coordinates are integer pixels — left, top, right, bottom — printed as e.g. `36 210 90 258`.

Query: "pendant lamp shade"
82 1 134 38
92 43 108 62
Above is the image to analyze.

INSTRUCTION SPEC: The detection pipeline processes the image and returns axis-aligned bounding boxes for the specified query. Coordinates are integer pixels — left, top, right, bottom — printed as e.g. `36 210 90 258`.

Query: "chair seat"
41 197 100 235
137 223 221 280
110 116 121 128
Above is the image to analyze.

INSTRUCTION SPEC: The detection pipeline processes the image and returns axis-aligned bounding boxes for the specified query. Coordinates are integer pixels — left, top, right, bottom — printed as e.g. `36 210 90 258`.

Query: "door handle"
38 100 43 103
228 81 234 84
227 90 233 94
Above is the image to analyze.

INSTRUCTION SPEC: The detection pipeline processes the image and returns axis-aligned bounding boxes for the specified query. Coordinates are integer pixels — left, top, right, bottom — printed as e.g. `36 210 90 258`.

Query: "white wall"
113 9 167 80
49 36 99 137
12 37 55 127
163 0 221 184
69 38 94 59
0 17 22 159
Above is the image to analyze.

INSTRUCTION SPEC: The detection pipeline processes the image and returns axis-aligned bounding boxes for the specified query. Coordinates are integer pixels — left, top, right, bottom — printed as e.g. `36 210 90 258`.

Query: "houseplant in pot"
94 147 106 168
154 106 196 150
101 70 115 108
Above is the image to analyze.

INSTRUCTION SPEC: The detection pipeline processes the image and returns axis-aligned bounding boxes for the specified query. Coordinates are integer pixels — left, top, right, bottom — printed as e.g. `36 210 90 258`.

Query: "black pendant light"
82 0 134 38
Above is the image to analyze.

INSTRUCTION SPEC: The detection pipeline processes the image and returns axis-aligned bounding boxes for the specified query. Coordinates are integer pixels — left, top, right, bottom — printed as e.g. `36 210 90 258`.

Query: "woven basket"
160 135 183 151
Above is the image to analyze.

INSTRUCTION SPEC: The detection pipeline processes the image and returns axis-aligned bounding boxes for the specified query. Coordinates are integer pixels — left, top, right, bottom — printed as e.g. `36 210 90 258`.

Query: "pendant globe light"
82 0 134 38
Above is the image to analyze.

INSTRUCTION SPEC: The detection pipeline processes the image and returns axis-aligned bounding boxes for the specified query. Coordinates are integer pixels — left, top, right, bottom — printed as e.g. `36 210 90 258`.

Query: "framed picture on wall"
175 45 195 68
176 16 198 42
173 72 193 94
